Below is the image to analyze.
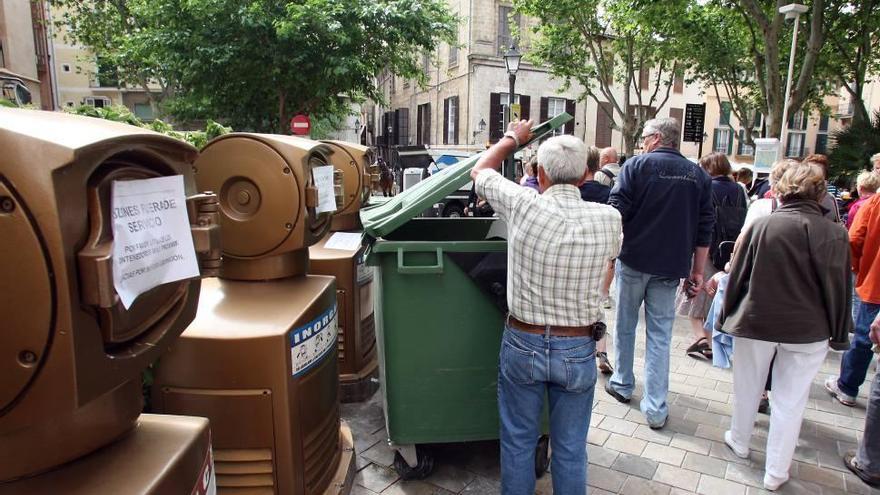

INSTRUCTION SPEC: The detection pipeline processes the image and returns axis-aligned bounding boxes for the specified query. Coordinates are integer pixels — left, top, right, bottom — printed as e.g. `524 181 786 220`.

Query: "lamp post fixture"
472 118 487 143
504 44 522 181
778 3 809 160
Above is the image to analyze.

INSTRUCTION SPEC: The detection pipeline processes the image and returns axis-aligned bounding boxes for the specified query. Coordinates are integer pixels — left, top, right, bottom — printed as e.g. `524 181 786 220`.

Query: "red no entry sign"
290 114 311 135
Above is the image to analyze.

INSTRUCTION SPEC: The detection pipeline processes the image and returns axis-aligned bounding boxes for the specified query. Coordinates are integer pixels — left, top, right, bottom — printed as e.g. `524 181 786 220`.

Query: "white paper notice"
324 232 363 251
313 165 337 214
111 175 200 309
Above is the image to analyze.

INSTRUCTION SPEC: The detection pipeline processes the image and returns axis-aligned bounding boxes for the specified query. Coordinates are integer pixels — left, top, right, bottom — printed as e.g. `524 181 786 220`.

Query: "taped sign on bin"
290 303 338 376
111 175 200 309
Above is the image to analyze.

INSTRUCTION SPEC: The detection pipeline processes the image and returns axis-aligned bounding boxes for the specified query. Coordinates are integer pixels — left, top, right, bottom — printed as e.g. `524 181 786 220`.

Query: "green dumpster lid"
360 113 573 238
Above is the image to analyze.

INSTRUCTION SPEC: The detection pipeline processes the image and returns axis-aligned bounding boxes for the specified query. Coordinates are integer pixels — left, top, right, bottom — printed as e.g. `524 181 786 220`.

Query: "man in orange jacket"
826 193 880 407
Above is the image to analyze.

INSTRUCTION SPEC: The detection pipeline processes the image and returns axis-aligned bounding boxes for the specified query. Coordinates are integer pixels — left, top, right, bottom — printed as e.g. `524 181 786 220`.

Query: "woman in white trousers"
719 161 852 491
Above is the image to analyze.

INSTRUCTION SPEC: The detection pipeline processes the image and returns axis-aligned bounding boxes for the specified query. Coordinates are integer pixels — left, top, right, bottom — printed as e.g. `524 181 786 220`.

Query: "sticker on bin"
290 303 338 376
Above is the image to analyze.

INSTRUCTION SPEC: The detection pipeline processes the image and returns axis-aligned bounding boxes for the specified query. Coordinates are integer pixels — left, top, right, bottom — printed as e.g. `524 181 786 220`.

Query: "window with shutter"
669 107 683 136
396 108 409 145
497 6 520 56
417 103 431 145
443 99 450 145
489 93 502 143
564 100 576 134
595 102 614 148
520 95 530 121
719 102 732 126
639 66 650 89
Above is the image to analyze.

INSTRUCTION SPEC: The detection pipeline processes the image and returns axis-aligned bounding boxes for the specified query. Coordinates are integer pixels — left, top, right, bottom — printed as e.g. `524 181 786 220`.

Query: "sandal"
686 337 712 360
597 352 614 375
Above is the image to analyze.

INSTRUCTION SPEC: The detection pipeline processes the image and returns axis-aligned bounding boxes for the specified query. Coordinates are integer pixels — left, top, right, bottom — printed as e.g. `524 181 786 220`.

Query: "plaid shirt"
476 169 622 326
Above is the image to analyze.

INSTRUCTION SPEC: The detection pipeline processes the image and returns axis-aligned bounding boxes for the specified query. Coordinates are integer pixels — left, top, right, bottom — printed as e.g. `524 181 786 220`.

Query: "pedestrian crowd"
470 116 880 494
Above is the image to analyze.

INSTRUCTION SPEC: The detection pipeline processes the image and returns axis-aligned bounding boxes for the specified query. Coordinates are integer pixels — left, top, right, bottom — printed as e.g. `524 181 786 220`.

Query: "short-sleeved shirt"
475 169 622 326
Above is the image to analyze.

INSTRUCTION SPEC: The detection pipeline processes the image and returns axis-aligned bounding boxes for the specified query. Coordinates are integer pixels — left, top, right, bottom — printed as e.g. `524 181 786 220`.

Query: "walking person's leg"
609 261 648 401
547 335 597 494
763 341 828 490
498 327 547 495
828 302 880 405
728 337 776 457
845 368 880 487
639 274 679 428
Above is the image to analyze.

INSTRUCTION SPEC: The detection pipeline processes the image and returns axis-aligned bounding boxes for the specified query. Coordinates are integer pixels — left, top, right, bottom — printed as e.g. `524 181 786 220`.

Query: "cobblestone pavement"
342 306 880 495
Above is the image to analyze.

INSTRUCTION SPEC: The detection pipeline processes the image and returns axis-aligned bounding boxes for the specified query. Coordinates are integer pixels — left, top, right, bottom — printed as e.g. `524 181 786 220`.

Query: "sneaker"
763 473 789 491
758 397 770 415
825 376 857 406
723 430 749 459
844 451 880 488
597 352 614 375
648 416 667 430
604 381 630 404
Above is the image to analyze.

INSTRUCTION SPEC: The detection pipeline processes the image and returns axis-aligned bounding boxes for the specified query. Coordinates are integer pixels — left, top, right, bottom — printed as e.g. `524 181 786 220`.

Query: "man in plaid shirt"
471 120 621 495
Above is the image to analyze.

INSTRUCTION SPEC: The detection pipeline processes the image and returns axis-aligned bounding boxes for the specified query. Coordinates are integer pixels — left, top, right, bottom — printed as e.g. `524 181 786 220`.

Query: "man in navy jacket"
605 117 714 429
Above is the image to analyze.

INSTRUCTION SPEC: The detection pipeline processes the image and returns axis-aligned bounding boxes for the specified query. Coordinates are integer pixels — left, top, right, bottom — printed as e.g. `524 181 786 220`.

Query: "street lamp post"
472 118 487 144
503 44 522 181
778 3 808 160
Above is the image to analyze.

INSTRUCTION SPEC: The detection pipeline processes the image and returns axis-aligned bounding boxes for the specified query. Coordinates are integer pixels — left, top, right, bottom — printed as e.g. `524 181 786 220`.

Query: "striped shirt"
476 169 622 326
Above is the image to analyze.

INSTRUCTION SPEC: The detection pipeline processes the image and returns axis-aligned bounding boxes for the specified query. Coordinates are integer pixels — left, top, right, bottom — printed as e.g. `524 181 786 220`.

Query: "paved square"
342 306 880 494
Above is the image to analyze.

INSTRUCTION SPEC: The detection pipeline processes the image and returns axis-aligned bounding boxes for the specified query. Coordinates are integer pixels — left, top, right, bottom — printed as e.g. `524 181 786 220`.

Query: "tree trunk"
622 116 638 156
278 90 288 134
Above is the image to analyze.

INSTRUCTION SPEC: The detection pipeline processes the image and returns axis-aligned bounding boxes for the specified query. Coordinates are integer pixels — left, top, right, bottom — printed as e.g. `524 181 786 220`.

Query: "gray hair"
537 135 587 184
643 117 680 148
600 147 618 164
872 153 880 166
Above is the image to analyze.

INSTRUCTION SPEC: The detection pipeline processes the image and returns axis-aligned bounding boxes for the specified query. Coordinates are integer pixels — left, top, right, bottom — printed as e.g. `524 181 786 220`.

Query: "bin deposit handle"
396 247 444 275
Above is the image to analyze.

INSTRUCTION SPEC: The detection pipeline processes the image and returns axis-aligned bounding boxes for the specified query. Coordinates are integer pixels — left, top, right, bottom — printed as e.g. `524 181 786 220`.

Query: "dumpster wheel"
535 435 550 478
393 445 434 480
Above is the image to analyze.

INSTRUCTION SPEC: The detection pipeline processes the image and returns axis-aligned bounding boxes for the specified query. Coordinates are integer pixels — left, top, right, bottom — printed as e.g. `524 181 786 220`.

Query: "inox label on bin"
290 303 338 376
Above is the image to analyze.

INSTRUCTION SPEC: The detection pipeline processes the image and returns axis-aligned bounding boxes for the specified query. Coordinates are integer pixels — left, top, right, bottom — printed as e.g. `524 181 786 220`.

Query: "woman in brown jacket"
720 162 851 491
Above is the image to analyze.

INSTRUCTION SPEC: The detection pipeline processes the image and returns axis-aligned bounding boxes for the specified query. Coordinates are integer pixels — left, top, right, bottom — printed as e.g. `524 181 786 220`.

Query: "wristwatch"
502 130 521 148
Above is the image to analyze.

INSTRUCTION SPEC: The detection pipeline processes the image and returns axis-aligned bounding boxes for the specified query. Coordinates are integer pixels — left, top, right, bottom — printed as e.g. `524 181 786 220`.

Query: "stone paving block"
843 472 880 495
671 433 712 455
836 415 866 431
423 463 476 493
612 453 659 479
670 382 699 396
795 462 846 490
725 463 765 489
620 475 672 495
356 455 372 471
590 413 606 427
624 408 649 425
460 476 500 495
587 443 620 468
594 401 632 419
804 408 840 426
686 409 730 428
587 464 628 492
361 441 396 468
709 441 751 465
642 443 687 466
816 449 848 473
685 375 719 389
666 417 701 437
381 479 456 495
354 463 400 493
697 474 747 495
716 381 734 393
351 485 380 495
682 452 728 478
676 395 710 411
696 387 730 404
654 464 702 492
587 427 611 446
634 424 676 445
598 416 639 436
694 424 726 443
604 432 648 456
706 400 734 416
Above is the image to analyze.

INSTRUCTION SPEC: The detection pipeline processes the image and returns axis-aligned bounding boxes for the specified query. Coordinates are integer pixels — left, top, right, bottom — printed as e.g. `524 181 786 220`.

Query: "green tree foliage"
55 0 458 134
820 0 880 126
673 3 764 147
829 111 880 181
515 0 686 154
67 104 232 149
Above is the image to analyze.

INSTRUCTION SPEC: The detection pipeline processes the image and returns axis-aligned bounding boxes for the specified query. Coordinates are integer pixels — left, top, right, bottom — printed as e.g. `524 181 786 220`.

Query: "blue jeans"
610 261 679 425
498 325 597 495
838 302 880 397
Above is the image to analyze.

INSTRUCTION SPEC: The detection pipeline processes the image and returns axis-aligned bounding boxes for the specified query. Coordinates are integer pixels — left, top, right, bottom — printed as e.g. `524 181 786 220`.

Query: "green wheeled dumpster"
360 114 571 479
